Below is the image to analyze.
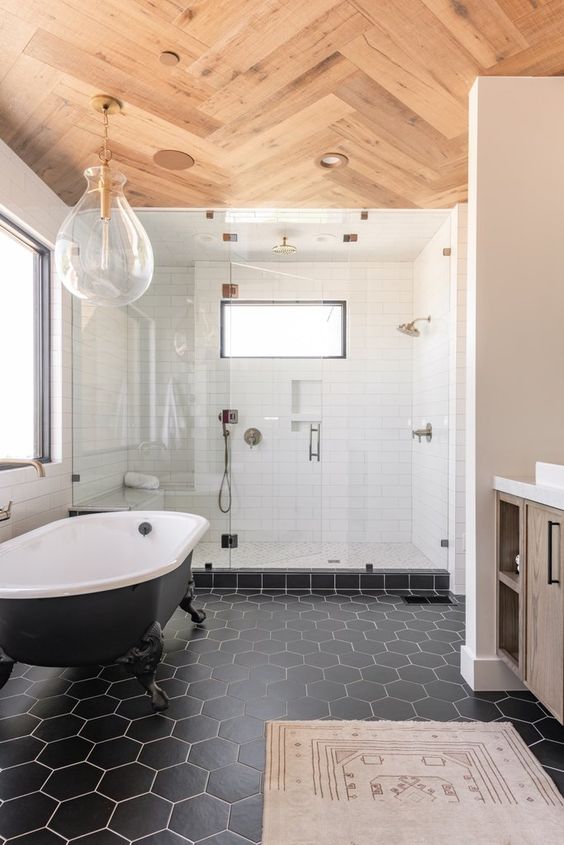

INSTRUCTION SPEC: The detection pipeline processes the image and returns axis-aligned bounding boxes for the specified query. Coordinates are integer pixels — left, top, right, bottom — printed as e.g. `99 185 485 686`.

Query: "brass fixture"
0 501 12 522
360 210 369 220
443 247 452 256
90 94 123 115
159 50 180 66
397 315 431 337
153 149 195 170
0 458 46 477
223 233 238 242
343 234 358 242
90 95 122 222
272 236 297 255
412 423 433 443
316 152 349 169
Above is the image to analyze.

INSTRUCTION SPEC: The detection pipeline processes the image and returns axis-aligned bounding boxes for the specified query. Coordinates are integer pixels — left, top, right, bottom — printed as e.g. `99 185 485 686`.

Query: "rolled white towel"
124 471 160 490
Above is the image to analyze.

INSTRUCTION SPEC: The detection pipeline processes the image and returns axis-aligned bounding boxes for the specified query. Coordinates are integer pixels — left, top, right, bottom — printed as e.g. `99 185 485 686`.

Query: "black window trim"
220 299 347 359
0 212 51 466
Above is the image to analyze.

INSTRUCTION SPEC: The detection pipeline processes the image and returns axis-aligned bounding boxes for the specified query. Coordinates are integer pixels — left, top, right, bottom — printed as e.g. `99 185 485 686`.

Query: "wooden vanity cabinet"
496 492 564 723
525 503 564 723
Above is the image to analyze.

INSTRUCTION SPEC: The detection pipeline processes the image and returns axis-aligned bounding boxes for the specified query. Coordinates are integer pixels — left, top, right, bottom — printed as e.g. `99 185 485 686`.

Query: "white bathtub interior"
0 512 209 597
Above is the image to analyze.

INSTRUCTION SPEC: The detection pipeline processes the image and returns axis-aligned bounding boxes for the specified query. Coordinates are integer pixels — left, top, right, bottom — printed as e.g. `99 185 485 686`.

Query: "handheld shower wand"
218 410 238 514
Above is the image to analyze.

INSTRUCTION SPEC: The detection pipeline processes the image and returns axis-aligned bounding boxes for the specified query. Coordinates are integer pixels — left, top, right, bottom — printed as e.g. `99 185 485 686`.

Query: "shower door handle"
309 424 320 462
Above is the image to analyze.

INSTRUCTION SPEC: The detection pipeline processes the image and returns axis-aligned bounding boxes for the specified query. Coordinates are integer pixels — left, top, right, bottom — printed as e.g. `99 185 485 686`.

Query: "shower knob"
244 428 262 448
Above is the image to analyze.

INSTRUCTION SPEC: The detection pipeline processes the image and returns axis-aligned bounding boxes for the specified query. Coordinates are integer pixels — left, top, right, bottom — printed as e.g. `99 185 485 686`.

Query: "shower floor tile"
193 541 436 570
0 592 561 845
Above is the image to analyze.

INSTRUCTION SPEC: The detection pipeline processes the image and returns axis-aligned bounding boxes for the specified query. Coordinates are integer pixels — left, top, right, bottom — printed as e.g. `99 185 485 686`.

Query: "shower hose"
218 425 232 513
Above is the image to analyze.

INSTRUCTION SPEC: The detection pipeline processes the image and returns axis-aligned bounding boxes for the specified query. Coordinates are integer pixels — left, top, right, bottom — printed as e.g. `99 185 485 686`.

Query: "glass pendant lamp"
55 95 154 307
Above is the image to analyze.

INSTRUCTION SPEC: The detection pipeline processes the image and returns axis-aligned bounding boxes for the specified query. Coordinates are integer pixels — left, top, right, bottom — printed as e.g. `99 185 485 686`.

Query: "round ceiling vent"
316 152 349 169
153 149 195 170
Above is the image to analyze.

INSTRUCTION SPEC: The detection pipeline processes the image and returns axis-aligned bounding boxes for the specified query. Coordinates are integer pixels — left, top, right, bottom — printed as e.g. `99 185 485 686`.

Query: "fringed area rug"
263 721 563 845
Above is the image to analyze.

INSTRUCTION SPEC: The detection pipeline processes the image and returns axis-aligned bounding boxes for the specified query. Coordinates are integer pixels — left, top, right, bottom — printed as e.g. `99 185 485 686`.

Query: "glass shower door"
223 245 326 572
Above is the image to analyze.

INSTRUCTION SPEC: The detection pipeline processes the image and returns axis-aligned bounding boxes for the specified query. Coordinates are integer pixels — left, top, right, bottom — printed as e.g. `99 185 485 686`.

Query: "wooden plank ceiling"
0 0 563 208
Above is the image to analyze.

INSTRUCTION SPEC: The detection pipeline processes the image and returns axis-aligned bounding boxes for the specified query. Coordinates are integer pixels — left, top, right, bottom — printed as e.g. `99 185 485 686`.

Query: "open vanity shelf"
495 490 564 723
496 493 524 674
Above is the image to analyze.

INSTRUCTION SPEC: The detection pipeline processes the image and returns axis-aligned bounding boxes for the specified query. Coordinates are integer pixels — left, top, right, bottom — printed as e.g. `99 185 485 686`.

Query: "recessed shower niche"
71 207 458 577
290 379 322 432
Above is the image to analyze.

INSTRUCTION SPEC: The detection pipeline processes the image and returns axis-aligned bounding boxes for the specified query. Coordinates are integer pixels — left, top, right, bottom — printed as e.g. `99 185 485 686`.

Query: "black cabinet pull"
548 520 561 585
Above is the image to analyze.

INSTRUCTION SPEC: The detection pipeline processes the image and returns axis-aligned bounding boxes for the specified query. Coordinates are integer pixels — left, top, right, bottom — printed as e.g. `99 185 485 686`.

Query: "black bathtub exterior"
0 551 193 667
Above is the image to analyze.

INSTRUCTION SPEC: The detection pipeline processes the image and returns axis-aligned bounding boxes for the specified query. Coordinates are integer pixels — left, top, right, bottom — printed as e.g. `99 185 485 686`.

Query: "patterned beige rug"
263 721 564 845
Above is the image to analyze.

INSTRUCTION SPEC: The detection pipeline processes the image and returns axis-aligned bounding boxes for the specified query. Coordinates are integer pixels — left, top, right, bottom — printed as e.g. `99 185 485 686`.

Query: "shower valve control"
244 428 262 448
219 409 238 424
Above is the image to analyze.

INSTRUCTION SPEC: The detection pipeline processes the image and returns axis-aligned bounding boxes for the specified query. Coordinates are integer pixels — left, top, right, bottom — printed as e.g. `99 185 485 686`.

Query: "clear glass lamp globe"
55 166 154 307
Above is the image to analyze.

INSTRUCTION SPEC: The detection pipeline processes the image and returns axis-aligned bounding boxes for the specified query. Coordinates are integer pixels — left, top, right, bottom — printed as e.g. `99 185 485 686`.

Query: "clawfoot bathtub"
0 511 209 712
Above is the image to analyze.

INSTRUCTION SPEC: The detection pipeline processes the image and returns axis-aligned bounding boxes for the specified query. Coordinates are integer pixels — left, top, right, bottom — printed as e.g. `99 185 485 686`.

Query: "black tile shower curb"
193 569 450 593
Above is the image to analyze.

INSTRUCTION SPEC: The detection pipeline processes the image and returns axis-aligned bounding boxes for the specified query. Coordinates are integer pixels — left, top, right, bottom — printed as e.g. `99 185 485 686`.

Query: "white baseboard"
460 645 525 691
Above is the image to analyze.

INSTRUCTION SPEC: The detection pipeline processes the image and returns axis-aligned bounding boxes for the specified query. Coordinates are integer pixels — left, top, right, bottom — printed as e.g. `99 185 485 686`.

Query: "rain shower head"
272 236 297 255
397 315 431 337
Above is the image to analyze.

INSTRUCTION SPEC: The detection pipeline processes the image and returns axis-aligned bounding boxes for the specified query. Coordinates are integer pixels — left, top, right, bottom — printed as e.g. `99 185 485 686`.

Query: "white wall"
0 140 70 541
463 77 564 689
411 218 451 569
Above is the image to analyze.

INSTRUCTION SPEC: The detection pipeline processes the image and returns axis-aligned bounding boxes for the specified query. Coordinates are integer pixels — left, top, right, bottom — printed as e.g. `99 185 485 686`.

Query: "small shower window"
220 300 346 358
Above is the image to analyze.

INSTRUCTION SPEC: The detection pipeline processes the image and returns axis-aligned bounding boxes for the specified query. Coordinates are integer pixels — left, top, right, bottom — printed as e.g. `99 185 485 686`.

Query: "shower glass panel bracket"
309 423 321 461
412 423 432 443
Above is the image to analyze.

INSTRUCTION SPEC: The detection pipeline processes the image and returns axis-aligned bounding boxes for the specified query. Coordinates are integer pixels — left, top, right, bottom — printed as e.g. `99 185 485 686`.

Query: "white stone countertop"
494 476 564 510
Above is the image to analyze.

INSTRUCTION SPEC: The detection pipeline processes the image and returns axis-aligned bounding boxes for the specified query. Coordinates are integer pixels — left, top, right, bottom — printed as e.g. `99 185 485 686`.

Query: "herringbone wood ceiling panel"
1 0 563 208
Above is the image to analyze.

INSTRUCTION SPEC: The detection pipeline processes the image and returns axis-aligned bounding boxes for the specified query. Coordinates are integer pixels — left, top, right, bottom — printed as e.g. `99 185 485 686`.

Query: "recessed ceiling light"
316 152 349 169
159 51 180 66
153 149 195 170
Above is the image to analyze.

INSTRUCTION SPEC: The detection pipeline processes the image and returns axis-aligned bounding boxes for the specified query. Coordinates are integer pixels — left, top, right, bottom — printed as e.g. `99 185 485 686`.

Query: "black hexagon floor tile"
109 792 172 840
0 791 57 839
49 791 116 840
0 761 49 800
169 792 229 841
43 760 102 800
0 590 562 845
99 760 155 801
207 762 261 803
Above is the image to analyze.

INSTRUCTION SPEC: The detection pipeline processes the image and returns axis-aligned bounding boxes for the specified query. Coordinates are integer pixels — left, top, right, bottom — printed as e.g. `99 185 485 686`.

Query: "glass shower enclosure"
72 209 451 574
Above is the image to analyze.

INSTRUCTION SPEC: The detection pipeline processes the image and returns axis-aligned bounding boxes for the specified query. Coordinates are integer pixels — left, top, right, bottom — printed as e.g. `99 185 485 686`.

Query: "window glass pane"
0 225 37 458
222 302 345 358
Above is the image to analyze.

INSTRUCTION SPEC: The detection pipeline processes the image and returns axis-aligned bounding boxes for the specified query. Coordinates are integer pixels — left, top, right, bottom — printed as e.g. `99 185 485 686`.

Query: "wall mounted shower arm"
397 315 431 337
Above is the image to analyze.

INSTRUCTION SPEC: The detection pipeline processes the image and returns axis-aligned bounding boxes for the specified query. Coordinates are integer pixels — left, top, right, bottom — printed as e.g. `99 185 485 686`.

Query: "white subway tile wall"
0 140 70 543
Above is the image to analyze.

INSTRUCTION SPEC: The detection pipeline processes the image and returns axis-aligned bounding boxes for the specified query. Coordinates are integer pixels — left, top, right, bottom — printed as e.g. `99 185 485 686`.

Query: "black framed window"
0 213 50 464
220 300 347 358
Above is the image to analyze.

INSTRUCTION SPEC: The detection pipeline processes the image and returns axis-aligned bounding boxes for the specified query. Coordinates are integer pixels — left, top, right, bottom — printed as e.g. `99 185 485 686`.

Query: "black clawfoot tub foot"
0 647 15 690
179 578 207 624
117 622 169 712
